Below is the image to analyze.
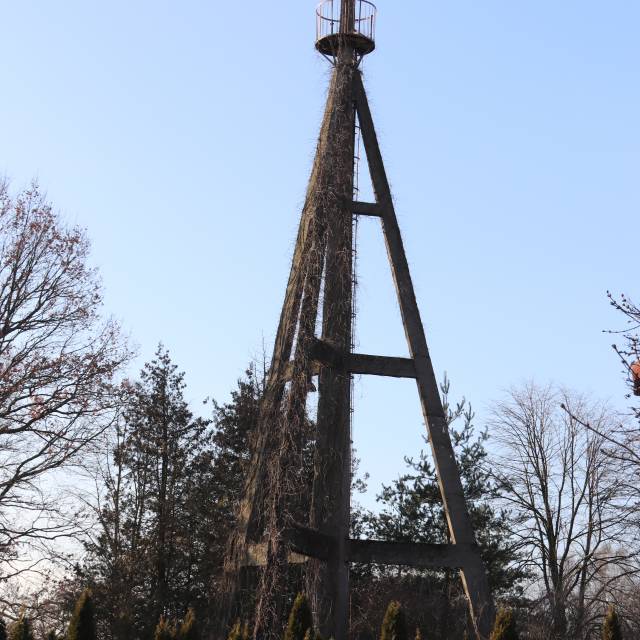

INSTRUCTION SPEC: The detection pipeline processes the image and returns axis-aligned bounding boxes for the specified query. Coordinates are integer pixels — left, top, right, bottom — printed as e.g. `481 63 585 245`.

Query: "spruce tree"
67 590 97 640
603 605 623 640
284 594 313 640
489 608 519 640
8 615 34 640
154 617 176 640
380 601 407 640
177 609 199 640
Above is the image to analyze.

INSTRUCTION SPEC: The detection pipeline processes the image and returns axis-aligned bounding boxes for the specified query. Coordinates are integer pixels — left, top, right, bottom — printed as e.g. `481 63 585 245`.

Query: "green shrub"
178 609 199 640
380 601 407 640
284 593 313 640
112 612 133 640
603 605 623 640
228 620 251 640
489 608 519 640
67 590 96 640
155 617 176 640
8 614 34 640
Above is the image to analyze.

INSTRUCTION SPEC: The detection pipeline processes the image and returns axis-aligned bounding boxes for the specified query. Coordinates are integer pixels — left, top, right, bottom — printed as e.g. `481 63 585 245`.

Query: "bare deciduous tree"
548 292 640 636
0 181 130 584
608 291 640 400
594 293 640 513
490 383 637 640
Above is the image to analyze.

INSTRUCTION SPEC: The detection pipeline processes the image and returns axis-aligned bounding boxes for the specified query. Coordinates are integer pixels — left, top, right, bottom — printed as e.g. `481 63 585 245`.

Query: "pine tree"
361 379 526 596
67 590 97 640
8 615 34 640
603 605 623 640
380 601 407 640
177 608 199 640
284 593 313 640
489 608 519 640
155 617 176 640
0 617 7 640
350 379 527 640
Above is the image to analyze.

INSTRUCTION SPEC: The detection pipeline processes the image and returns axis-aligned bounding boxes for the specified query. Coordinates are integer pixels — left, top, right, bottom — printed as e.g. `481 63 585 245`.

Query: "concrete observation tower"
224 2 496 639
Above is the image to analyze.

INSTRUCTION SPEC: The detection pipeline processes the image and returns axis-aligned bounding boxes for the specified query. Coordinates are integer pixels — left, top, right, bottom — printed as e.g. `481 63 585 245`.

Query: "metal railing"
316 0 376 44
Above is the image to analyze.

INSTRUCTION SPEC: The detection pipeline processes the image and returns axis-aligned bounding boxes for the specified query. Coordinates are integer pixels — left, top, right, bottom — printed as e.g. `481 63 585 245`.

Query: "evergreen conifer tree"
8 614 34 640
178 609 199 640
67 590 97 640
380 601 407 640
81 358 264 638
227 621 241 640
154 617 176 640
227 620 251 640
350 380 527 640
0 616 7 640
489 608 519 640
603 605 623 640
284 594 313 640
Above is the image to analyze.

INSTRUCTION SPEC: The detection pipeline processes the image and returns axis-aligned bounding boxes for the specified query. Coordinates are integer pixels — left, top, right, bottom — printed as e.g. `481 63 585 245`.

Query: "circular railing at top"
316 0 377 47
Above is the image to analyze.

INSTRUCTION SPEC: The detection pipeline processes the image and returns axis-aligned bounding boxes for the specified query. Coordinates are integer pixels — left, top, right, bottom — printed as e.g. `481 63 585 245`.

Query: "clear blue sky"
1 1 638 506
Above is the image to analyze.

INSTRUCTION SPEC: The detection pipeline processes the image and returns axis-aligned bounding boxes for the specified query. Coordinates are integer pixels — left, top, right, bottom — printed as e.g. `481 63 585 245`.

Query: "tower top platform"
315 0 376 58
